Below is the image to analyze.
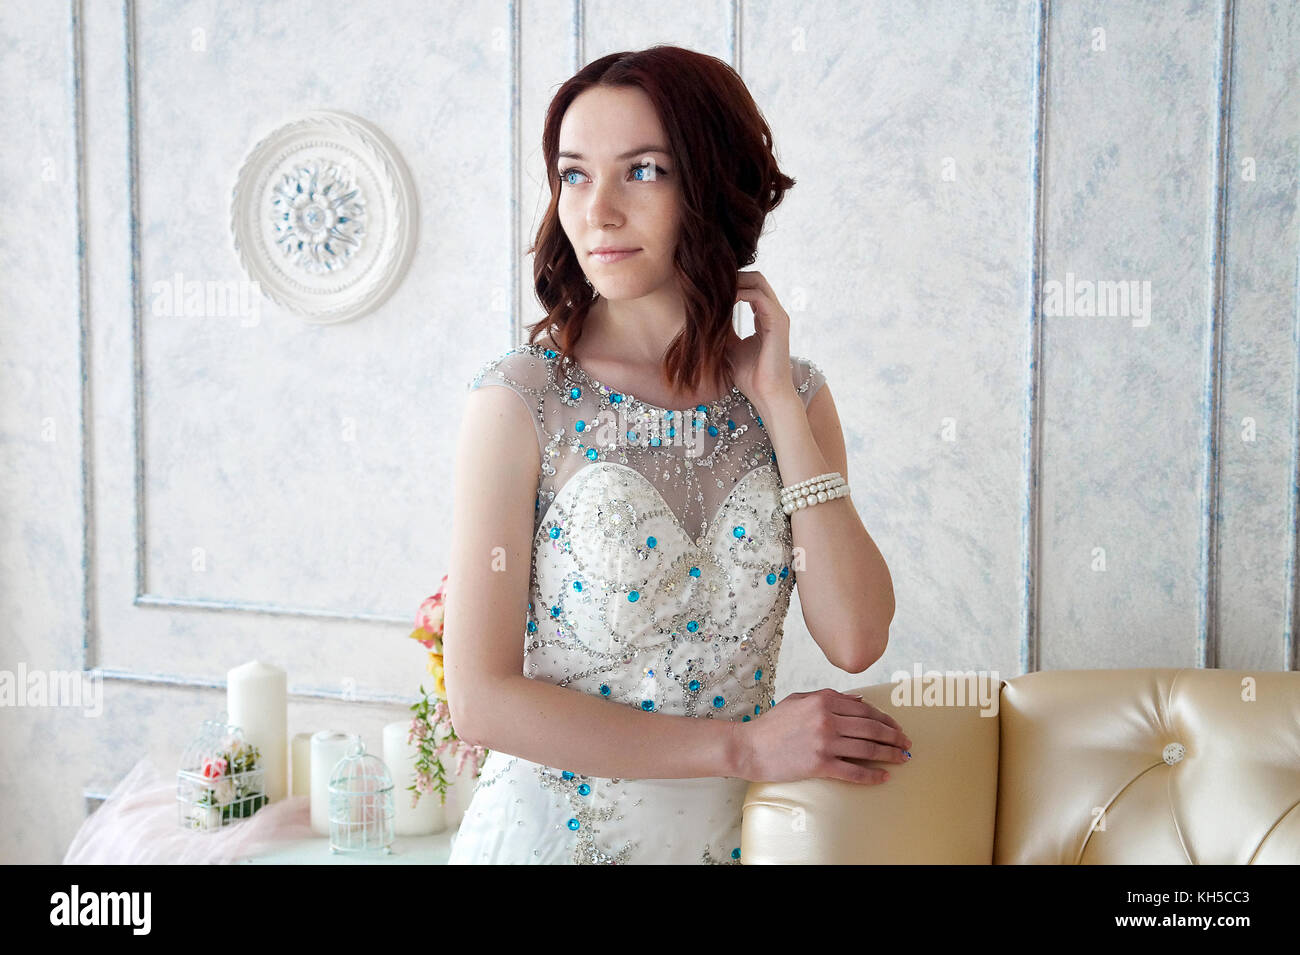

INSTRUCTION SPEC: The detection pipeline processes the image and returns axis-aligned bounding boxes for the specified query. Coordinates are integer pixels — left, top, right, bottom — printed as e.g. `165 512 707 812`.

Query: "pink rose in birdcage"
201 756 227 780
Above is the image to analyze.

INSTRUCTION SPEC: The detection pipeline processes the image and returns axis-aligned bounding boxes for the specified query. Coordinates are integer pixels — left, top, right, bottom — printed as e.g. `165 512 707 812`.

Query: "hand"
735 688 913 784
726 270 799 409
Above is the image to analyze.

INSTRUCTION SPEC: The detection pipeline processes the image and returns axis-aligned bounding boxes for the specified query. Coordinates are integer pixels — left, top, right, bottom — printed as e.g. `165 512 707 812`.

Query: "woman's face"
555 85 682 302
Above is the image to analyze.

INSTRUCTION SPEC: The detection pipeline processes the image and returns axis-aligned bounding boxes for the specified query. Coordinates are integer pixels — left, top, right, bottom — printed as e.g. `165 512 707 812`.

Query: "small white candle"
226 660 287 803
383 721 446 836
311 730 359 836
291 732 313 797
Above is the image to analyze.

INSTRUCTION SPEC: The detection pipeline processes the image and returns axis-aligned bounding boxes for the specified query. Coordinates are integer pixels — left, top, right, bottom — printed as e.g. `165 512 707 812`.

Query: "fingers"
830 714 911 755
827 691 911 745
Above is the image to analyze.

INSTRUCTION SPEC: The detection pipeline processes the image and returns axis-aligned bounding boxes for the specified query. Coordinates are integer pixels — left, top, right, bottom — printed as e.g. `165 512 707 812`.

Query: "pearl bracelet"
780 471 849 515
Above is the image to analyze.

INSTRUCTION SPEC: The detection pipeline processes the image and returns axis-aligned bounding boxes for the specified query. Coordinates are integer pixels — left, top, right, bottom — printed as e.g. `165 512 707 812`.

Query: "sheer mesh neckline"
527 341 743 416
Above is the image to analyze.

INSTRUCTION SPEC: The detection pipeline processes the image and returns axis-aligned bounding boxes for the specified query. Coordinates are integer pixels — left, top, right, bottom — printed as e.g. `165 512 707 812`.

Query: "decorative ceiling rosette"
230 110 418 324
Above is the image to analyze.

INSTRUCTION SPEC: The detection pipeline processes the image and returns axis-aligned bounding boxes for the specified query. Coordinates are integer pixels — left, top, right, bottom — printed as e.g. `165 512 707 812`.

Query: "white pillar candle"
310 730 359 836
226 660 287 803
290 732 313 797
382 721 446 836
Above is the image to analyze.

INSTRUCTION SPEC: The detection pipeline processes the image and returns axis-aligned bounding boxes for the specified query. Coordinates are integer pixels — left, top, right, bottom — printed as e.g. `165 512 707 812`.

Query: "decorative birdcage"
328 738 394 854
176 714 268 833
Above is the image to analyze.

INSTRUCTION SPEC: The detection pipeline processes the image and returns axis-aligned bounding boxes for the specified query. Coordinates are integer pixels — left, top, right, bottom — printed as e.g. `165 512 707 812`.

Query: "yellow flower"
425 655 447 698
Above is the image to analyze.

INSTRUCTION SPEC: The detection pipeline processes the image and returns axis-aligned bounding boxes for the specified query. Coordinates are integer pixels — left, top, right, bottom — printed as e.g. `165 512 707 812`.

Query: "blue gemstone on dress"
627 430 637 441
689 567 700 577
668 426 676 437
628 590 639 602
733 526 745 538
600 684 610 695
550 605 561 617
708 425 718 436
570 387 581 399
549 526 561 539
650 437 661 446
527 620 536 633
611 393 623 403
742 715 750 722
780 566 788 579
687 621 698 632
731 847 741 859
697 404 707 412
646 536 657 548
727 419 735 430
712 695 725 708
688 679 700 691
665 410 674 419
586 448 598 461
562 770 574 780
544 349 557 358
578 783 591 796
567 818 580 830
755 704 761 714
573 580 582 591
766 572 776 584
641 699 654 711
754 668 762 680
770 698 776 707
770 451 777 462
575 419 586 432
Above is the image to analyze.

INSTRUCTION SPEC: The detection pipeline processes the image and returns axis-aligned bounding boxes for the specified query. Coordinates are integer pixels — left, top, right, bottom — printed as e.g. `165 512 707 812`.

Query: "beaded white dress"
447 340 826 864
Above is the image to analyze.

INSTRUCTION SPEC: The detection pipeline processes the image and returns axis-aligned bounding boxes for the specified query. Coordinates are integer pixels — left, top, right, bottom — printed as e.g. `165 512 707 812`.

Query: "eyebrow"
556 145 671 161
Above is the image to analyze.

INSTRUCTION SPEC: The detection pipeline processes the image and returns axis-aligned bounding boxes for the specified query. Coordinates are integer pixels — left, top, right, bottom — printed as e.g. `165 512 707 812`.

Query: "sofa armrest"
740 674 1002 863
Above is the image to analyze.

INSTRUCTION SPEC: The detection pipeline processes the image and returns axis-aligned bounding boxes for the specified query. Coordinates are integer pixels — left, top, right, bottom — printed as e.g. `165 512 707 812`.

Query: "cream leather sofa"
741 667 1300 864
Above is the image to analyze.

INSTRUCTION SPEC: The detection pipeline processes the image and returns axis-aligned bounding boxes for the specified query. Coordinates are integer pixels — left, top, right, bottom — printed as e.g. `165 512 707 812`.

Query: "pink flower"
415 601 445 637
456 743 472 775
201 756 227 780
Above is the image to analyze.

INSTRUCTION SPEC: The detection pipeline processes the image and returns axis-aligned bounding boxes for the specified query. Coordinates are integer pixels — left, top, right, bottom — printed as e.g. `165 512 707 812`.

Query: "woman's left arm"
731 270 894 673
754 384 895 673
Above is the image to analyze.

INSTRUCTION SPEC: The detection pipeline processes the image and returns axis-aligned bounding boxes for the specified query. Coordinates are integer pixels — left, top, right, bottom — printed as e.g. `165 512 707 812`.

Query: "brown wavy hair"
526 44 796 396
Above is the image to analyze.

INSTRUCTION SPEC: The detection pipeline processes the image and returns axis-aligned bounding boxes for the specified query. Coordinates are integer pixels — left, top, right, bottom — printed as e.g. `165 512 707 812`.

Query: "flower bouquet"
176 721 268 832
406 574 489 807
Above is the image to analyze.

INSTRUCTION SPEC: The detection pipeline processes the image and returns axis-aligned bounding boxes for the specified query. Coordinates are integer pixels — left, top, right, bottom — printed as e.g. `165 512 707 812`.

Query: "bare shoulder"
458 380 541 481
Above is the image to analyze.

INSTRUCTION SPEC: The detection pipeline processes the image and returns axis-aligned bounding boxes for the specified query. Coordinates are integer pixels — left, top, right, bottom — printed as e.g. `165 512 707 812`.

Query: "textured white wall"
1 0 1296 862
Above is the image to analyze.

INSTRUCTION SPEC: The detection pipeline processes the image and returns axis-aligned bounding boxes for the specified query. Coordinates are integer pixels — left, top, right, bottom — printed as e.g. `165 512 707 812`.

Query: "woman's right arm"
441 382 745 780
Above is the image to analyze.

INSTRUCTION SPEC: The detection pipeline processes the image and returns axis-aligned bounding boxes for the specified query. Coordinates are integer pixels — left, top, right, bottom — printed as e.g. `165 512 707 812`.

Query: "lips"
590 248 641 263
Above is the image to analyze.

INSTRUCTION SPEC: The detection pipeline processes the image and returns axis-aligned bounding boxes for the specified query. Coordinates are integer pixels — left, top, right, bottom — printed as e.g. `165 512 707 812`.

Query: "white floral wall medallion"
230 110 418 324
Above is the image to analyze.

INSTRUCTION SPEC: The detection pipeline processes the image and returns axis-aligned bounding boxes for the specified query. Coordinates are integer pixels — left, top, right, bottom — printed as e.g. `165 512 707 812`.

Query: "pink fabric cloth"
63 757 315 864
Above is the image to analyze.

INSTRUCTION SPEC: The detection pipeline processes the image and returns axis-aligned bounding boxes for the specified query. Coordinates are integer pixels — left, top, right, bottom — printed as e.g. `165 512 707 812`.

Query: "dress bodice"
456 340 827 863
465 341 827 725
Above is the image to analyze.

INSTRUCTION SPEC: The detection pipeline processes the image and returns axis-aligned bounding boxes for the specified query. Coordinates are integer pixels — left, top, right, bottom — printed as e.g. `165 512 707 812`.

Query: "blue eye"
557 161 667 186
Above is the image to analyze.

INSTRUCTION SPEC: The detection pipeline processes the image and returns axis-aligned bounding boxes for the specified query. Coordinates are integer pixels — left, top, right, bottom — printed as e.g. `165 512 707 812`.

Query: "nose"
585 178 624 230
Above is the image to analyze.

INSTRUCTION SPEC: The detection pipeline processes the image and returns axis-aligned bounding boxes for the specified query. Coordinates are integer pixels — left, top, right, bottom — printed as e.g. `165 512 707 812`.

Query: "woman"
443 45 904 864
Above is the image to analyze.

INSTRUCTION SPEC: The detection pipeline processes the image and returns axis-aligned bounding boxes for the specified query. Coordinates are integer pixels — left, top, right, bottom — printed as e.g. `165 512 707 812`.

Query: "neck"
584 288 688 365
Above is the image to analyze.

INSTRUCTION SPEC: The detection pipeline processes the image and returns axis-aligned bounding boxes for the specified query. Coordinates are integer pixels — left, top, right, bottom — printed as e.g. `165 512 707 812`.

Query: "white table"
239 826 458 864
